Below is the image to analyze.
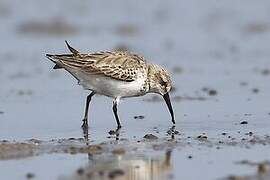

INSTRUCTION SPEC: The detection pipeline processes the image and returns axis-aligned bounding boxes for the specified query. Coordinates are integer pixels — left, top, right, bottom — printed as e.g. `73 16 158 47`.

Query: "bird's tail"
45 54 63 69
45 40 80 70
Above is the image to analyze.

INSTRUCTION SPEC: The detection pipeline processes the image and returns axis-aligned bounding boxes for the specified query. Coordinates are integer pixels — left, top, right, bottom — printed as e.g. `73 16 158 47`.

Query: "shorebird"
46 41 175 129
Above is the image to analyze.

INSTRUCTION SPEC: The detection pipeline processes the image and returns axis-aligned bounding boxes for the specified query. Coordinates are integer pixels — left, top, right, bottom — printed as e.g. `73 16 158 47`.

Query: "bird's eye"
159 79 167 86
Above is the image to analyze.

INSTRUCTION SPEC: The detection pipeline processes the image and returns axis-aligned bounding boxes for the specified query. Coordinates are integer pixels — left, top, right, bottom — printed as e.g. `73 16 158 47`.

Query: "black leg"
112 98 121 128
81 92 95 129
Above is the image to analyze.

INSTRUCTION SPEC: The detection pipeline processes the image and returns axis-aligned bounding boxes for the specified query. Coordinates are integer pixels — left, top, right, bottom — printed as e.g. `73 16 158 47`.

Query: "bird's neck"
146 64 158 93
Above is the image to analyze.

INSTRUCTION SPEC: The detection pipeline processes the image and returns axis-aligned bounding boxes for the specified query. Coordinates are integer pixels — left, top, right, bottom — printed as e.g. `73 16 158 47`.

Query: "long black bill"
163 93 175 124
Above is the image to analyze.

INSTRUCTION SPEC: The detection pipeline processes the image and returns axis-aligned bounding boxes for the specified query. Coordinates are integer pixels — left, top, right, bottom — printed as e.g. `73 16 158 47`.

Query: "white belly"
70 70 146 98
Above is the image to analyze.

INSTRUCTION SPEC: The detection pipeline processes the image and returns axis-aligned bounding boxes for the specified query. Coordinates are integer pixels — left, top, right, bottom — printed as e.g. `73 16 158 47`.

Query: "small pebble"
227 175 244 180
143 134 158 140
252 88 259 93
245 132 253 136
258 163 268 174
77 168 84 175
208 89 217 96
26 173 35 179
240 121 248 125
112 148 126 155
197 135 208 140
108 169 125 179
134 115 145 119
261 69 270 75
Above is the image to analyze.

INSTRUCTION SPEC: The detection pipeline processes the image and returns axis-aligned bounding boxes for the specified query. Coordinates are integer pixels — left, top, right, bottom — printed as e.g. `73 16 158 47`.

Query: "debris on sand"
17 89 33 96
0 111 4 114
244 22 270 34
108 169 125 179
226 175 245 180
112 148 126 155
26 172 35 179
134 115 145 120
0 143 35 160
244 132 253 136
261 69 270 76
76 168 85 176
201 87 218 96
208 89 217 96
68 145 103 154
240 121 248 125
143 134 158 140
197 134 208 141
258 162 269 175
252 88 259 94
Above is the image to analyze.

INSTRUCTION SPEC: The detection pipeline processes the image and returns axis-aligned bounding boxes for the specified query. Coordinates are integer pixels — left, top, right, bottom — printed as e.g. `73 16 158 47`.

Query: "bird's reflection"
77 126 176 180
70 149 173 180
82 127 93 161
82 126 89 142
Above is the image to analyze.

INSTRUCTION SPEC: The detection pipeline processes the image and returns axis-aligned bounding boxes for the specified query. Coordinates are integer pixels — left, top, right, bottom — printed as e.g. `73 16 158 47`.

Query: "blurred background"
1 0 270 180
1 0 270 137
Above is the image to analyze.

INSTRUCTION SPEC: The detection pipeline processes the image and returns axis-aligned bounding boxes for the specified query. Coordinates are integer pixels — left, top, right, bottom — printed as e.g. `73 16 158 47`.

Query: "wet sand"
1 0 270 179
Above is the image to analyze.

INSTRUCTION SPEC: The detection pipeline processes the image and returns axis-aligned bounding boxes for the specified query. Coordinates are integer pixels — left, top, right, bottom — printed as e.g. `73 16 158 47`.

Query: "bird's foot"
108 126 122 135
167 125 179 140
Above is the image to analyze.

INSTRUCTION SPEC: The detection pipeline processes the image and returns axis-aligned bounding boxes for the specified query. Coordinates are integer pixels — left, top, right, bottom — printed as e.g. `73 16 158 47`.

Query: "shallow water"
1 0 270 179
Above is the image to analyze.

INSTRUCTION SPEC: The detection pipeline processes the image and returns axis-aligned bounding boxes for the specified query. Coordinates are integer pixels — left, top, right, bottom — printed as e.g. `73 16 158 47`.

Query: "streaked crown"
147 64 172 95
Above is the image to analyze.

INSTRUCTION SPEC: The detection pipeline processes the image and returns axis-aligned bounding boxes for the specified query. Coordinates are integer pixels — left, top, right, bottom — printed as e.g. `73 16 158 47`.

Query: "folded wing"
46 42 147 82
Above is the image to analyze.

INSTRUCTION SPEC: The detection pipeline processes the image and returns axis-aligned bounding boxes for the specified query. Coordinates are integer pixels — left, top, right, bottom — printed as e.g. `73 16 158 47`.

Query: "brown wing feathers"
46 41 146 82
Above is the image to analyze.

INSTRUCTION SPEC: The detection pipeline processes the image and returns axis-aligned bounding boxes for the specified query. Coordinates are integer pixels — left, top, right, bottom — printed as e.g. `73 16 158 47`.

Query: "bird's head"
148 64 172 95
148 64 175 124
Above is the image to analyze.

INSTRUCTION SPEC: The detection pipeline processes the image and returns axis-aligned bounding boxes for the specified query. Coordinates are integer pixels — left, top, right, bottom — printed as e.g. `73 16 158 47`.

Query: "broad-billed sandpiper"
46 41 175 129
